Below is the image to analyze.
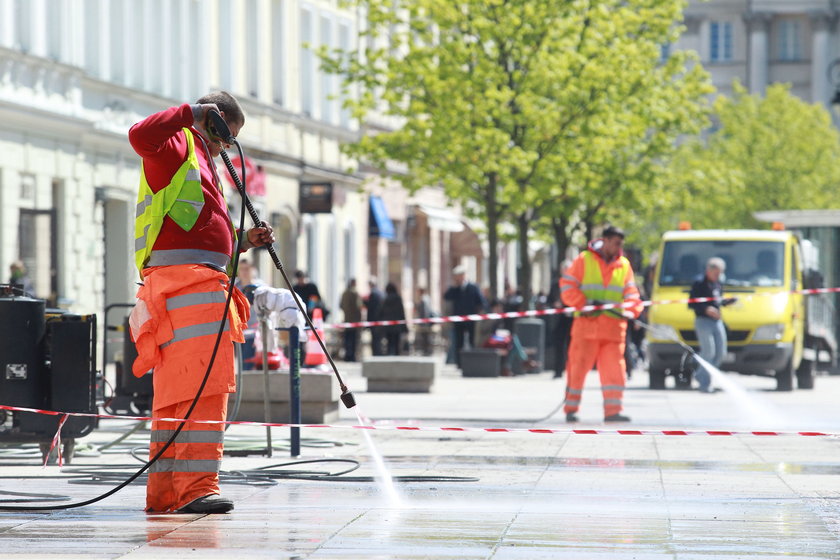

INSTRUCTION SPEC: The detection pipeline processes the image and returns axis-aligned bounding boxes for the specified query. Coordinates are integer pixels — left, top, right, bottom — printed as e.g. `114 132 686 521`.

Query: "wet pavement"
2 362 840 558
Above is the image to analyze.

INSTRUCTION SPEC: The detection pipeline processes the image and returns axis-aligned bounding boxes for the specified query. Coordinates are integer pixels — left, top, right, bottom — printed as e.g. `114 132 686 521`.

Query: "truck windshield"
659 240 785 287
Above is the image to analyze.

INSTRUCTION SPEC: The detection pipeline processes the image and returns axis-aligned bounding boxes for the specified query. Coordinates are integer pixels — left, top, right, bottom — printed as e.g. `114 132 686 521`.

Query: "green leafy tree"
659 82 840 233
321 0 711 301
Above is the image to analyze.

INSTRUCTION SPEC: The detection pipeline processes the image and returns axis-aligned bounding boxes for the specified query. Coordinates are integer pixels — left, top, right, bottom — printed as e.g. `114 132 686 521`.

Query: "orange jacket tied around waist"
129 264 250 408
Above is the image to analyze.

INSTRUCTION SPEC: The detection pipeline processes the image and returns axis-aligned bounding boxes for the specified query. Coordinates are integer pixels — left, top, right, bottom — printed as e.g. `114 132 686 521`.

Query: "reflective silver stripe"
560 285 575 293
166 291 227 311
174 198 204 214
136 194 153 218
148 458 221 474
561 274 581 286
581 284 624 294
151 429 225 444
625 281 637 288
135 224 150 251
602 385 625 391
564 398 580 405
161 321 229 348
566 388 583 395
604 399 622 405
185 168 201 182
146 249 230 271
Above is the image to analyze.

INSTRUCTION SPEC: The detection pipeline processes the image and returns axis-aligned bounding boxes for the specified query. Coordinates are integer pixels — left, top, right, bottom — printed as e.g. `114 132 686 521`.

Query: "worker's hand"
706 307 721 320
580 299 605 318
243 221 275 250
191 103 221 142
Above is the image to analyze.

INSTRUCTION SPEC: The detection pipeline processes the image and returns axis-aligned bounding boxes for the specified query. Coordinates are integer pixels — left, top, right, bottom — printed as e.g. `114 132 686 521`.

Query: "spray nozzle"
340 389 357 409
206 109 236 145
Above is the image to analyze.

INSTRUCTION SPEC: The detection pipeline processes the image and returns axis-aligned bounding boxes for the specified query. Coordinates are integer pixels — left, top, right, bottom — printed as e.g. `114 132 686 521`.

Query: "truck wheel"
648 367 666 390
796 359 815 390
775 357 794 391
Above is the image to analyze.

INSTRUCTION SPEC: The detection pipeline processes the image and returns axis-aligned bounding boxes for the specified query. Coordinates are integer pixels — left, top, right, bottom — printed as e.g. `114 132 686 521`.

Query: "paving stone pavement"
2 361 840 559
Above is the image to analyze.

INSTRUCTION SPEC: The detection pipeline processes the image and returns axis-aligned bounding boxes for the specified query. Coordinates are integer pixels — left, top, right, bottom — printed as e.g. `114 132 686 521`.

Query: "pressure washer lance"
206 110 356 409
604 298 735 359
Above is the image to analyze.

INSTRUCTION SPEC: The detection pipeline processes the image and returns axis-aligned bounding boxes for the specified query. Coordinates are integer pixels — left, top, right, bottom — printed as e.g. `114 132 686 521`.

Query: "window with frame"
709 21 734 62
777 19 802 61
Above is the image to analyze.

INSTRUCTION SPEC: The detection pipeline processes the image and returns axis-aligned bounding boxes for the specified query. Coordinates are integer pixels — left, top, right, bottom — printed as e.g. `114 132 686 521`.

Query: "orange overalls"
560 248 641 417
130 264 249 512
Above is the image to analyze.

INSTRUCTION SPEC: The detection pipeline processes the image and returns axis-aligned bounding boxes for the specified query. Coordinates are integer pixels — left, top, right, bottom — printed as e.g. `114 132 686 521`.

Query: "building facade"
0 0 514 352
680 0 840 104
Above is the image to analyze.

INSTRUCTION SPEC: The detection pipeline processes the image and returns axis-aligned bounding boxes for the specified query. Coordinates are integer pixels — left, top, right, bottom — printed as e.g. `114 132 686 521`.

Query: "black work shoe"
178 494 234 514
604 414 631 423
566 412 579 423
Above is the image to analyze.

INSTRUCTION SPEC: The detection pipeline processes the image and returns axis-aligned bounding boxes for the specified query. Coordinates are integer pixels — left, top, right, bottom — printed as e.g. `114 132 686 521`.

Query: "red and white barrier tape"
1 404 836 438
326 287 840 330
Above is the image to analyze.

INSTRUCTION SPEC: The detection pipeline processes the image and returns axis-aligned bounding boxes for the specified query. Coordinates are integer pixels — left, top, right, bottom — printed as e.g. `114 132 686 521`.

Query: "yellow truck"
647 228 836 391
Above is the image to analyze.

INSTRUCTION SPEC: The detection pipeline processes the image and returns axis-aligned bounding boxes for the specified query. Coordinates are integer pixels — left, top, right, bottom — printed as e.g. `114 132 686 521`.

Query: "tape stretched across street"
0 404 836 438
324 286 840 330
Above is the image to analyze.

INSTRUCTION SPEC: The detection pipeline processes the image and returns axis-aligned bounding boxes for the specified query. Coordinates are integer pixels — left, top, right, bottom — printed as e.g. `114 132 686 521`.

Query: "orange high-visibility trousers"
146 393 227 513
564 336 626 417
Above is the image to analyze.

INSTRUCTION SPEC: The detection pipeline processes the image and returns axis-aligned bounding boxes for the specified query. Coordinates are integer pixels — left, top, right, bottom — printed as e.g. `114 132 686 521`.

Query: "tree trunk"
516 212 532 306
550 216 571 303
485 172 500 301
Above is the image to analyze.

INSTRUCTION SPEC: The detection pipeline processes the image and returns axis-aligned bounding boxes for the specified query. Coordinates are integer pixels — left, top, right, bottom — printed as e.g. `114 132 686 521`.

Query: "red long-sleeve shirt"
128 104 234 258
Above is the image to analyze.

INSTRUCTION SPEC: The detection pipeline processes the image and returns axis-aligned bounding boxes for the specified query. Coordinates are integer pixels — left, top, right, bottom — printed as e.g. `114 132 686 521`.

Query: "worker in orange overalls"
128 92 274 514
560 225 642 423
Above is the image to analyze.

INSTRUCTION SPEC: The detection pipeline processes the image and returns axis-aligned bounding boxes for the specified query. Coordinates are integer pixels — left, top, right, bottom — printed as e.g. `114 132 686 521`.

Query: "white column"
218 0 235 91
160 0 173 98
811 11 834 106
745 11 771 94
98 0 111 82
30 0 47 57
0 0 13 49
176 0 189 101
142 0 155 92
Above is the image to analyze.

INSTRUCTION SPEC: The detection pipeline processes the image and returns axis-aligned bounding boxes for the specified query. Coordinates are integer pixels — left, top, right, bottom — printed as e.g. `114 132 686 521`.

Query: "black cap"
602 225 625 239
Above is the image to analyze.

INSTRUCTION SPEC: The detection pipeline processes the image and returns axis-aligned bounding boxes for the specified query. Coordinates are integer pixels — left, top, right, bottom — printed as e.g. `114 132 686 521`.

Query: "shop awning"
418 204 464 232
369 196 396 240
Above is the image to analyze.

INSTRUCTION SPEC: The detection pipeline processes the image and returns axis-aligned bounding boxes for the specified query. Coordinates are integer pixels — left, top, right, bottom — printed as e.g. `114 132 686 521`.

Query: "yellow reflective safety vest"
577 251 630 318
133 128 206 277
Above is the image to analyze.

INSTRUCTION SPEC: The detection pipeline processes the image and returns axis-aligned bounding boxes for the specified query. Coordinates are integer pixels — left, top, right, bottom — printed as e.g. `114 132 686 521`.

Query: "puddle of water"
354 407 403 507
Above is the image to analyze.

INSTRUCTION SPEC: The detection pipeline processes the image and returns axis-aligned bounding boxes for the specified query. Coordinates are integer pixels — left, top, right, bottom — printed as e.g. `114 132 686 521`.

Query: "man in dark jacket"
365 277 385 356
688 257 735 393
444 265 487 366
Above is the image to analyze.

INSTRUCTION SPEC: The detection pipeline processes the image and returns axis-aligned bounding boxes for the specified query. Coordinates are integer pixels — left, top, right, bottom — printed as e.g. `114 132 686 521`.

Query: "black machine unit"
103 303 153 415
0 289 98 457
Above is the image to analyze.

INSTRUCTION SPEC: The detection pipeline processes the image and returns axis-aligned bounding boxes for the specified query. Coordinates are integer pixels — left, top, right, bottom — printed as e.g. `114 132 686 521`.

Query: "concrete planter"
230 369 340 424
459 348 503 377
362 356 438 393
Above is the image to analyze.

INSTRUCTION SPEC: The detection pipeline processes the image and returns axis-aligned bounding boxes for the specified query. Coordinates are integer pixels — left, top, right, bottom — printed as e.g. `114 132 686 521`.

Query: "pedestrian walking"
414 287 436 356
8 260 34 296
365 277 385 356
444 265 487 367
128 92 274 514
339 278 363 361
293 270 326 319
381 282 408 355
689 257 735 393
560 225 642 423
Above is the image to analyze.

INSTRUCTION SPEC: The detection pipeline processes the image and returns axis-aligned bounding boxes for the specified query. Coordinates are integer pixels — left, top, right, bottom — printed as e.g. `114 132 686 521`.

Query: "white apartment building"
680 0 840 104
0 0 495 344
